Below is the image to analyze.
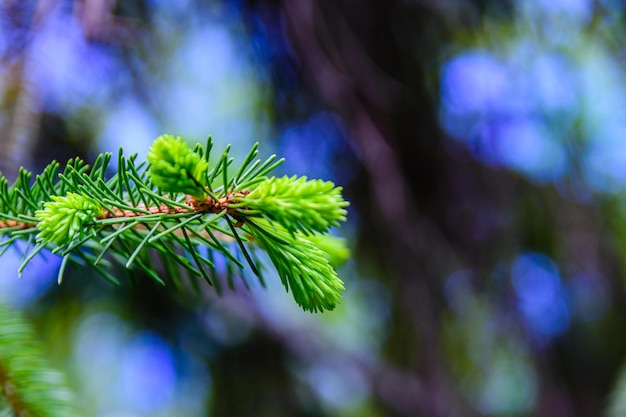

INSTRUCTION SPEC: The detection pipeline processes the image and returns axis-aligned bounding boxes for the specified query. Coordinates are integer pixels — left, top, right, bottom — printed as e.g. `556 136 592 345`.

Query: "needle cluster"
0 134 350 313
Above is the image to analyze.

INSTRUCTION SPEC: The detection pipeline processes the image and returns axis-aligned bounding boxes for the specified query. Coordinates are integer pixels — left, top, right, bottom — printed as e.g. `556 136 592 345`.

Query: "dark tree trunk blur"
243 1 626 416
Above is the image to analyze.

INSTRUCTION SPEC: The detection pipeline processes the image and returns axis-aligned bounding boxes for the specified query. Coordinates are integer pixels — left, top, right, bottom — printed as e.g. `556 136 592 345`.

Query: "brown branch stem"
0 191 251 232
0 220 34 230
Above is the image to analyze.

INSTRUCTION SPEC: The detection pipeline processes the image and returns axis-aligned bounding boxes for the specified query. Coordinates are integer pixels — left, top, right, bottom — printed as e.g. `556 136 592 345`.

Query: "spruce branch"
0 134 350 313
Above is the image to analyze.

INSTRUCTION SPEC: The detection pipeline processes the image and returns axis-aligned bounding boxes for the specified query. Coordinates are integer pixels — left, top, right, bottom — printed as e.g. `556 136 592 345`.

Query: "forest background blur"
0 0 623 416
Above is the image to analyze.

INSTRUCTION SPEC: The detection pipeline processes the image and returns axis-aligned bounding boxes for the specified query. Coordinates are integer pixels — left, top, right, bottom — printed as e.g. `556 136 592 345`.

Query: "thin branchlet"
0 134 350 314
0 220 34 230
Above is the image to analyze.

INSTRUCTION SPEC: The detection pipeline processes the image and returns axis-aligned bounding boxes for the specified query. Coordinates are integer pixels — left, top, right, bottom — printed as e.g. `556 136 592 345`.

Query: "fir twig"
0 134 350 313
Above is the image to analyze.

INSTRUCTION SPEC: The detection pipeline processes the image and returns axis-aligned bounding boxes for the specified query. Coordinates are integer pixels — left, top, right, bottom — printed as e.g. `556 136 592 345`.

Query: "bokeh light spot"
511 253 570 339
442 51 508 115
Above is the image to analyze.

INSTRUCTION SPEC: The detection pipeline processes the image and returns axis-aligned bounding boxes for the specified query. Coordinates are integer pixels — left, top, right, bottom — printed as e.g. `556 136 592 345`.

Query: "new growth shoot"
0 134 350 313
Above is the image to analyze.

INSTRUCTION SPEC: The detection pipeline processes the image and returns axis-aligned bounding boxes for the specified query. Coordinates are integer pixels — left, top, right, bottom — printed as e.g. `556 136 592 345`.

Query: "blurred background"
2 0 626 416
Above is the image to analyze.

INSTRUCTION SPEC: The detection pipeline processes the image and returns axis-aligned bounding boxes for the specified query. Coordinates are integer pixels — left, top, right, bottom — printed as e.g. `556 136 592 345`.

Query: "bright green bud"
249 220 345 313
240 176 349 235
35 193 103 247
147 134 208 197
307 234 350 268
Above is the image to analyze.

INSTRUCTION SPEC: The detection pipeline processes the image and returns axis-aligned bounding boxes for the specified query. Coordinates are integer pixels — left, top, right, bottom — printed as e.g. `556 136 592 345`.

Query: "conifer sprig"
0 134 350 313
